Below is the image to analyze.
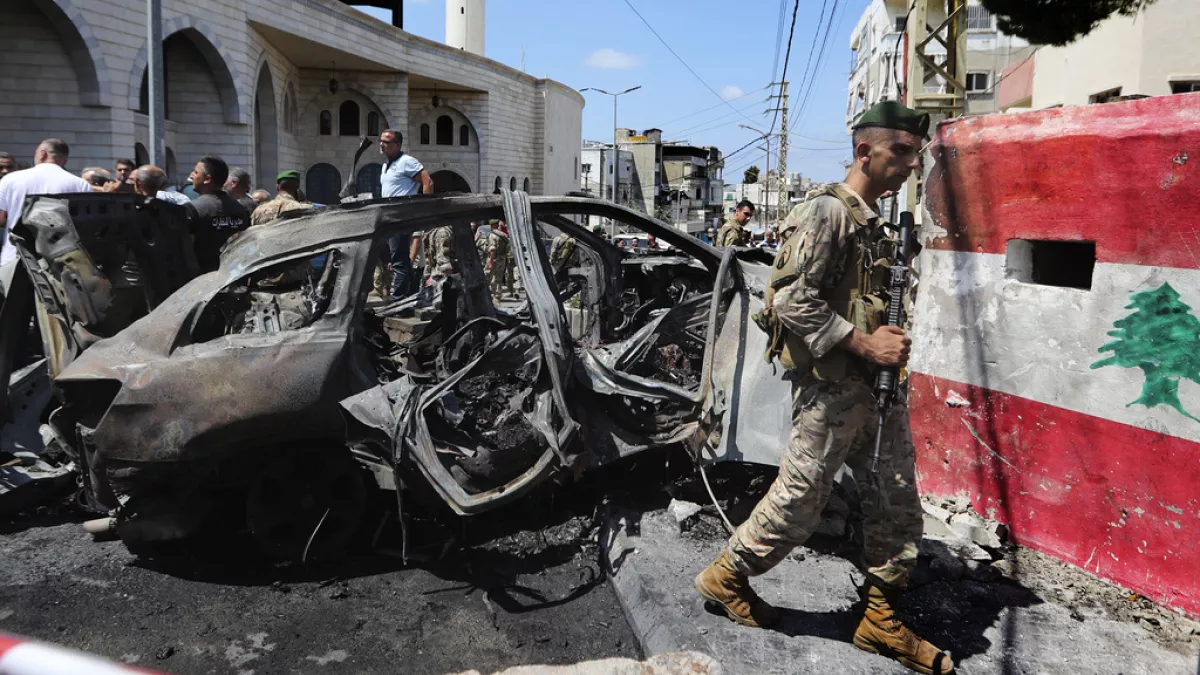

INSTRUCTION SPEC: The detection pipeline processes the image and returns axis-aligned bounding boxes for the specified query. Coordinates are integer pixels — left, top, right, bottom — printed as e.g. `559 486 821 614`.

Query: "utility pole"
580 86 642 237
147 0 165 166
904 0 966 212
740 122 774 233
767 81 789 227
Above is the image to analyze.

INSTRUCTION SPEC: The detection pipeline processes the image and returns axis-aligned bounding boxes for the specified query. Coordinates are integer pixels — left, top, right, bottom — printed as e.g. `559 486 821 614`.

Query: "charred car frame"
1 191 793 558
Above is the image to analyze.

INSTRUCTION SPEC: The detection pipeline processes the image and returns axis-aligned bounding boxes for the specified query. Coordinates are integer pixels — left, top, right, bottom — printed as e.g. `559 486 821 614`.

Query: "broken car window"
191 249 341 342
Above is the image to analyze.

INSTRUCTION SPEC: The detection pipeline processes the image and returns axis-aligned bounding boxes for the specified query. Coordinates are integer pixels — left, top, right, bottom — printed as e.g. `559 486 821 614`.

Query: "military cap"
276 170 301 182
591 224 605 234
851 101 930 138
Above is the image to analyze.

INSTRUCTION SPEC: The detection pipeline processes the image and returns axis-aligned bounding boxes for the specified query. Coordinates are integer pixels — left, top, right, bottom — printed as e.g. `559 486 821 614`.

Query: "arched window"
494 176 502 194
319 110 332 135
523 178 530 193
436 115 453 145
458 124 469 146
509 177 517 191
283 91 294 132
367 111 380 136
305 163 342 205
338 100 360 135
356 163 383 199
420 124 431 145
134 143 148 168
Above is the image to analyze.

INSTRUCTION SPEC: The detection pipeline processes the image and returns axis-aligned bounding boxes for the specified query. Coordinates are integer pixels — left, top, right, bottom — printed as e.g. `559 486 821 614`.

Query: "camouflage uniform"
421 226 457 282
728 182 923 590
549 232 577 275
484 228 514 298
249 192 313 227
715 218 748 247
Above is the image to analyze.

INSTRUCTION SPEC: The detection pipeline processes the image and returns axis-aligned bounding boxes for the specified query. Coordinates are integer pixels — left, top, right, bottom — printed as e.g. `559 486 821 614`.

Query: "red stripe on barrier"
909 372 1200 618
924 93 1200 270
0 633 23 657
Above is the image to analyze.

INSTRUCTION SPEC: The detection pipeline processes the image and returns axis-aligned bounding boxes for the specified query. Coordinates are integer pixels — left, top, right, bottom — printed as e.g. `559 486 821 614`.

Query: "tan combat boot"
853 584 954 674
694 550 780 628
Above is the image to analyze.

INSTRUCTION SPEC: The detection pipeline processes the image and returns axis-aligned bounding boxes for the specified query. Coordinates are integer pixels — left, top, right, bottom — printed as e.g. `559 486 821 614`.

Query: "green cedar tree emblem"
1091 283 1200 422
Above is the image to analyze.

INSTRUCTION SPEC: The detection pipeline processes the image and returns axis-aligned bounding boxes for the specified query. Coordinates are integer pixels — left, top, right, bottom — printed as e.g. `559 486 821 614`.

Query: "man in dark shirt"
186 155 249 272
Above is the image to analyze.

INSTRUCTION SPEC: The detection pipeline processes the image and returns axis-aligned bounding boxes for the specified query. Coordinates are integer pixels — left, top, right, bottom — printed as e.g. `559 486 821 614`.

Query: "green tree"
981 0 1158 46
744 166 759 185
1092 283 1200 422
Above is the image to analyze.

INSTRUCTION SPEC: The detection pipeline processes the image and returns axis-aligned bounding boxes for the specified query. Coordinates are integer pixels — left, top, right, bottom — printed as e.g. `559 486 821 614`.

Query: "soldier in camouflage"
716 199 755 247
549 231 577 276
694 101 951 675
420 225 457 286
484 220 514 301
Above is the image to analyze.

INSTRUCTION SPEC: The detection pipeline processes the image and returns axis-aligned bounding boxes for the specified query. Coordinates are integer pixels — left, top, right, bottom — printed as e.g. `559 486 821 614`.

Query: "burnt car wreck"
2 190 793 558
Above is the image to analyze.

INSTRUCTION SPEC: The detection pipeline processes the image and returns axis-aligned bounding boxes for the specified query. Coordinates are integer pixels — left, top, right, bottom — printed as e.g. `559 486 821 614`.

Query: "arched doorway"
305 163 341 205
430 170 471 194
254 64 278 190
1 1 111 168
134 143 148 167
356 163 382 199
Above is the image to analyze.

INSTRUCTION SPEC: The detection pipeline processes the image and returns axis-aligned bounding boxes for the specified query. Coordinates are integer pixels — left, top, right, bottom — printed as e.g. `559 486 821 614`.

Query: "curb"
600 509 716 661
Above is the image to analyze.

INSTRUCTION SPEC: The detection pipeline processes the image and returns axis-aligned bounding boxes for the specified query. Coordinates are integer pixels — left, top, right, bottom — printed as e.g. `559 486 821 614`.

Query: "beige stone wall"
3 0 582 198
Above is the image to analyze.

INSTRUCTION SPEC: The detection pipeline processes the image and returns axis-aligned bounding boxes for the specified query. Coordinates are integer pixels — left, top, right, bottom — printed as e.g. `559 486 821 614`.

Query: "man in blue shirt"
379 128 434 299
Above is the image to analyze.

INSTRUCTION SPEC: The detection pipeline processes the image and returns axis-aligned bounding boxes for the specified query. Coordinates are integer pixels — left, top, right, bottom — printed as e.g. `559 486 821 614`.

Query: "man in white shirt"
378 128 433 299
0 138 92 293
132 164 191 205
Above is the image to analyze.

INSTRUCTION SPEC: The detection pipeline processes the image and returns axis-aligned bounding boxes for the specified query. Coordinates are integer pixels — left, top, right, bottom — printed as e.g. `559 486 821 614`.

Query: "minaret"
445 0 485 56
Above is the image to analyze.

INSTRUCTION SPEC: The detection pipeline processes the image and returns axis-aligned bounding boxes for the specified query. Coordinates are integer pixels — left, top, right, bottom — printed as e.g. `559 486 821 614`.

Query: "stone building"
0 0 583 203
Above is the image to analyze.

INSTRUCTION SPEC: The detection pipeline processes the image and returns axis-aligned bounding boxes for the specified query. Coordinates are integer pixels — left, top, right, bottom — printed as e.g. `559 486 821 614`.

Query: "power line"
769 0 788 85
791 0 845 135
980 47 1041 96
668 96 770 137
893 1 916 103
621 0 756 124
768 0 802 135
787 0 830 130
658 84 771 129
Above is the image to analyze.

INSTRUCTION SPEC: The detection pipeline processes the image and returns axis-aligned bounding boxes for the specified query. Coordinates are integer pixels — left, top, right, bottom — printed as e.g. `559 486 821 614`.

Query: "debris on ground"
450 651 722 675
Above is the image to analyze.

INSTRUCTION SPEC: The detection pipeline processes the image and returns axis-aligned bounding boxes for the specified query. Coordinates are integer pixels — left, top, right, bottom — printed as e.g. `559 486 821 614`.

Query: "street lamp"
581 85 642 237
738 122 774 233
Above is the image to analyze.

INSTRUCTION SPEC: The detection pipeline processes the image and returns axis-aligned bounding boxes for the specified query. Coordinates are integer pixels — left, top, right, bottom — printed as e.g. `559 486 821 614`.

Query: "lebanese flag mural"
908 93 1200 617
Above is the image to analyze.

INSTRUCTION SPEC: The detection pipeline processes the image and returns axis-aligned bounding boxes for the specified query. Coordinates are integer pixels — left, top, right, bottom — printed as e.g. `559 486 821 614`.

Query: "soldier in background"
250 170 313 227
716 200 754 246
420 225 456 286
484 220 513 301
549 230 577 276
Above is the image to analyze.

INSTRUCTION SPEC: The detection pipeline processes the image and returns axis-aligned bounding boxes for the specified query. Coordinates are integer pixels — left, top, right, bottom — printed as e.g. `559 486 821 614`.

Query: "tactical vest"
754 184 894 381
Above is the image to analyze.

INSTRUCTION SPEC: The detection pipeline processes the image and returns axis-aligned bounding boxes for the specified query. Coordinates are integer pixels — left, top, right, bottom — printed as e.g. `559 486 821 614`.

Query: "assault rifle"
872 211 914 470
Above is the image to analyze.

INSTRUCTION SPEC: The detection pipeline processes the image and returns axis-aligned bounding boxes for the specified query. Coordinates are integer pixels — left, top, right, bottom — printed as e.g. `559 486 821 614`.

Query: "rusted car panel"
43 191 791 546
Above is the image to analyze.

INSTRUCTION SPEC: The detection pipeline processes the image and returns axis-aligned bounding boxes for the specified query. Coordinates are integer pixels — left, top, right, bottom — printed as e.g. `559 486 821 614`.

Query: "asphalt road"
0 492 639 675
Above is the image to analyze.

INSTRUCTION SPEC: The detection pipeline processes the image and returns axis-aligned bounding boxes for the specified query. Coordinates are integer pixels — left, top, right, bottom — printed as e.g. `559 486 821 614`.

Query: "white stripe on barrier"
0 636 161 675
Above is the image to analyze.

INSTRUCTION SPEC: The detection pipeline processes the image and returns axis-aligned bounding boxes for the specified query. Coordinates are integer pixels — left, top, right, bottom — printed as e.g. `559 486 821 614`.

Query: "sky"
352 0 870 183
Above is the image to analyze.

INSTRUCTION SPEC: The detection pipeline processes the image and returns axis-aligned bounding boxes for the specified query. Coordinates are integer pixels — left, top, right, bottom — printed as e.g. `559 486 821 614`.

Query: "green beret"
591 224 605 234
852 101 930 138
276 170 301 182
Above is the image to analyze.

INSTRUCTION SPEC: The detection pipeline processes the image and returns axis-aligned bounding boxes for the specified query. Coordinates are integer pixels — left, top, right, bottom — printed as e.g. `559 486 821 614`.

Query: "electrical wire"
787 0 831 129
769 0 788 86
669 96 770 137
768 0 802 135
659 84 771 129
791 0 846 135
979 47 1041 96
621 0 757 124
893 1 916 103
